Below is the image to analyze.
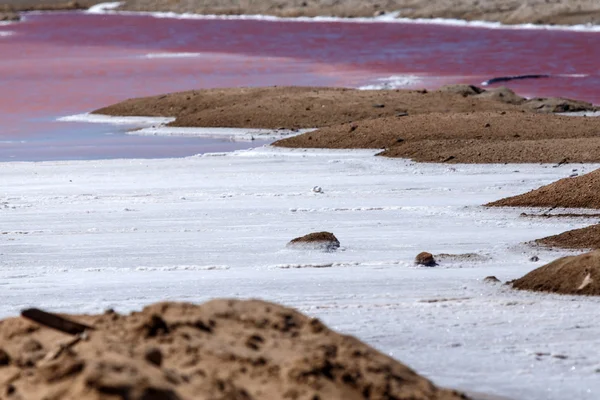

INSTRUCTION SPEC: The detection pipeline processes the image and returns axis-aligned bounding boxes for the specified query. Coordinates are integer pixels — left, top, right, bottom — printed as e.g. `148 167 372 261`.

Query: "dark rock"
145 348 163 367
483 276 501 283
287 232 340 251
415 252 437 267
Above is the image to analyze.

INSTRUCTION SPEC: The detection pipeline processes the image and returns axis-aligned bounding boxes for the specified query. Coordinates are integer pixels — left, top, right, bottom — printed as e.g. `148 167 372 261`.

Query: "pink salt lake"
0 11 598 161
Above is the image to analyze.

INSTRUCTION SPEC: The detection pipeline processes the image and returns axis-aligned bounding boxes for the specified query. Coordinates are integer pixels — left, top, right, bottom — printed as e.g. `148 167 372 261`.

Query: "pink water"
1 12 598 161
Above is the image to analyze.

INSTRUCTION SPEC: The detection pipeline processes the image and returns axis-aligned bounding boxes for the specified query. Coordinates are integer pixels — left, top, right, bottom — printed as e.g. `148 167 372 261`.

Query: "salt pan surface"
1 147 600 399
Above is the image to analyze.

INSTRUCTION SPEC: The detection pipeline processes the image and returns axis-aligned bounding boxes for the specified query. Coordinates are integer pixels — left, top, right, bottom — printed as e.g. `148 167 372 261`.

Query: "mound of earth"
93 86 595 132
512 251 600 295
275 111 600 163
287 231 340 251
535 224 600 250
0 300 467 400
487 168 600 209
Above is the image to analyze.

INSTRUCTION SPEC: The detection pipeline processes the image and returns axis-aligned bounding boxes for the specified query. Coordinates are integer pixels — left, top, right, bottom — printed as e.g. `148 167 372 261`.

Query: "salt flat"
1 145 599 400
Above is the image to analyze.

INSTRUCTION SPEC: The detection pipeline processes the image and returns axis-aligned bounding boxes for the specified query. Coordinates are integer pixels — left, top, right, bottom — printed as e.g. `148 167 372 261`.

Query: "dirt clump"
512 251 600 295
535 224 600 250
487 169 600 209
0 0 97 13
288 231 340 251
0 300 467 400
415 252 437 266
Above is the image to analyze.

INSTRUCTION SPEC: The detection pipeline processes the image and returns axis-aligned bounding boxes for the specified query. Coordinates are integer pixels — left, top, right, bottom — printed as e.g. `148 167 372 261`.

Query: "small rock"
372 104 385 108
415 252 437 267
529 256 540 262
483 276 501 283
287 232 340 252
0 349 11 366
484 123 491 128
144 348 163 367
312 186 323 193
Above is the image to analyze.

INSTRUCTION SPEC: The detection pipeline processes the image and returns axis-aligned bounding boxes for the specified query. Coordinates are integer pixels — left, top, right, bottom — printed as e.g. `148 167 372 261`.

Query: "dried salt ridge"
511 251 600 295
287 231 340 251
0 300 467 400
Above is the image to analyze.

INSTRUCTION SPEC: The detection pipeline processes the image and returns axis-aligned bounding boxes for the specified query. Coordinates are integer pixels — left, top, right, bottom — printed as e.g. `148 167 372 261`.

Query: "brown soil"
276 111 600 164
511 250 600 295
0 0 98 13
95 86 600 164
288 231 340 251
0 12 20 21
487 168 600 209
535 224 600 250
94 86 522 130
0 299 467 400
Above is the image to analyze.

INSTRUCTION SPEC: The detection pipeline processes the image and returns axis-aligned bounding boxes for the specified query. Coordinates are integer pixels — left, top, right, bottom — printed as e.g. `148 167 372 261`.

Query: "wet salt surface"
0 11 598 160
2 147 600 399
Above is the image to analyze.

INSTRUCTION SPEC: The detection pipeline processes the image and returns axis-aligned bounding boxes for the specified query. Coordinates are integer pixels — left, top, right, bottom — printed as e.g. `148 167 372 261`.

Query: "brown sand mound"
487 168 600 209
94 86 527 130
512 250 600 295
288 231 340 251
275 111 600 163
0 300 467 400
535 224 600 250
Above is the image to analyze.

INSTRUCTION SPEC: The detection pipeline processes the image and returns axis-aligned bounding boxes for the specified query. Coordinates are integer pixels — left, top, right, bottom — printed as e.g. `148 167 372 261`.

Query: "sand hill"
0 299 467 400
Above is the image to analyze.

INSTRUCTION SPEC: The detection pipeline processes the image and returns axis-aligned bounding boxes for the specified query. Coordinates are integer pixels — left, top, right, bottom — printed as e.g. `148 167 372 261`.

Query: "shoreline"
2 0 600 29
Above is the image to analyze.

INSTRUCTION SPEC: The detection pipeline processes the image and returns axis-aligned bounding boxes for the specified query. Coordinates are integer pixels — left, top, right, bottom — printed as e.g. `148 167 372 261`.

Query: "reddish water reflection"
0 12 598 160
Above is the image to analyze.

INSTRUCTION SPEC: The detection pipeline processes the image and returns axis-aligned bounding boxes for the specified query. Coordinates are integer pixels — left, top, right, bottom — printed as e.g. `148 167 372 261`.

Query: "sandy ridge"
93 86 600 164
0 299 467 400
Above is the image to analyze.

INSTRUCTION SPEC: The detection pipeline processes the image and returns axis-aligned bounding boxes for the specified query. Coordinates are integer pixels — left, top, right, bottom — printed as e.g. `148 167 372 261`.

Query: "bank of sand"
488 169 600 250
0 299 467 400
94 86 599 164
2 0 600 25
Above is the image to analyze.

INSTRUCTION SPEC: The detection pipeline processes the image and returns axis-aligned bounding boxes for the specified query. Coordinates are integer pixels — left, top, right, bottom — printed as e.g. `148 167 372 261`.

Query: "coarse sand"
512 250 600 295
0 299 467 400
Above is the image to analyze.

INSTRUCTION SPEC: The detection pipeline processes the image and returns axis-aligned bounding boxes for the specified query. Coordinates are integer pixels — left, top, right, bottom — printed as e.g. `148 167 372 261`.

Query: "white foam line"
58 113 175 126
142 52 205 59
128 126 311 141
0 31 14 37
358 75 422 90
87 1 122 14
86 3 600 32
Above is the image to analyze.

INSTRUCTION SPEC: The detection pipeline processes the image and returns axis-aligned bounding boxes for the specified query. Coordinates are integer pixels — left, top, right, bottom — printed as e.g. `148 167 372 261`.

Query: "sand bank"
94 86 599 164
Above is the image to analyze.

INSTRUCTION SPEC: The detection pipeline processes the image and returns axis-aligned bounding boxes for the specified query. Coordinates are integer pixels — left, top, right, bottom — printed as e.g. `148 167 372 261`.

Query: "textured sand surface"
512 250 600 295
0 299 467 400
